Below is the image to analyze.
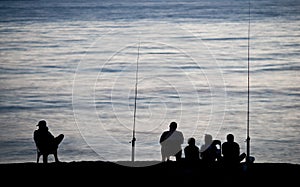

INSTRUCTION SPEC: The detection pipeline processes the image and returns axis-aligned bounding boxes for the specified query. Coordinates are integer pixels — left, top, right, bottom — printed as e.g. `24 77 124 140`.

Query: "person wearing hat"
33 120 64 163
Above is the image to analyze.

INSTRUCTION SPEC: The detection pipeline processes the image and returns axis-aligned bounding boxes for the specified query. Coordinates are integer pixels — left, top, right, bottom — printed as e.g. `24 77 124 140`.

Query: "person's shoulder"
160 131 168 138
178 131 184 137
222 142 228 146
234 142 240 146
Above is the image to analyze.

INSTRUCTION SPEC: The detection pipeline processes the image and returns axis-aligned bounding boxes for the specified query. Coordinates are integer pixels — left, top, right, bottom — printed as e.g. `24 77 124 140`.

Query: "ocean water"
0 0 299 165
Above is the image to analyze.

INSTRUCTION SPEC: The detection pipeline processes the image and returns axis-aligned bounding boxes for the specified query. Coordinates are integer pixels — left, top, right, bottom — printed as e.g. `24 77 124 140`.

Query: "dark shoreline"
1 160 299 185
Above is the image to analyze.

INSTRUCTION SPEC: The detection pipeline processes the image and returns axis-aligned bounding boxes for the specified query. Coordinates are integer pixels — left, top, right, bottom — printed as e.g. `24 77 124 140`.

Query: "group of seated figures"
160 121 252 166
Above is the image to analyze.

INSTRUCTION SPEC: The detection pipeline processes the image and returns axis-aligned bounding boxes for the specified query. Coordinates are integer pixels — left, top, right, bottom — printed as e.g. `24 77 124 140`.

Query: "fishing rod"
246 0 251 164
131 40 140 162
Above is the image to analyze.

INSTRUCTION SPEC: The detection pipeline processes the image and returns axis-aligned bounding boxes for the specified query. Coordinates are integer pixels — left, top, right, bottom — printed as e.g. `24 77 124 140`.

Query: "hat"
37 120 47 127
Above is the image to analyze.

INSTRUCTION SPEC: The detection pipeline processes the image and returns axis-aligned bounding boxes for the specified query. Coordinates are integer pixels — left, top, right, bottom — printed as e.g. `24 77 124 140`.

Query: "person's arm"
33 130 38 142
159 132 166 144
221 143 227 157
47 131 55 140
180 132 184 144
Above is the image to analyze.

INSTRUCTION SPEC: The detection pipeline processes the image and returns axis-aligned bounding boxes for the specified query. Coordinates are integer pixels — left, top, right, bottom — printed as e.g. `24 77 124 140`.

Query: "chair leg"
54 150 60 162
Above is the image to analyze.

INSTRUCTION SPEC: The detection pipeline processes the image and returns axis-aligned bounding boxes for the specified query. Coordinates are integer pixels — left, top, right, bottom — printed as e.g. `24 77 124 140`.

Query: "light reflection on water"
0 1 299 165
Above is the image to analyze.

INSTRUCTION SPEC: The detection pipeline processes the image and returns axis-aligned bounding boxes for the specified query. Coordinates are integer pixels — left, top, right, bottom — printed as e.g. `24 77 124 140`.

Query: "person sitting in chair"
33 120 64 163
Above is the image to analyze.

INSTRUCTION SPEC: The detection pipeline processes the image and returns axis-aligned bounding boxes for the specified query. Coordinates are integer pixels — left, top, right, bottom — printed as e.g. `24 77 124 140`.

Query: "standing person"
159 121 184 161
33 120 64 163
221 133 246 166
184 137 200 161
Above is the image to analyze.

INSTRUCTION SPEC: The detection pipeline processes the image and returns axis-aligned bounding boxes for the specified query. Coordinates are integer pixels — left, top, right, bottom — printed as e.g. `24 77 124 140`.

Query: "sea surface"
0 0 299 165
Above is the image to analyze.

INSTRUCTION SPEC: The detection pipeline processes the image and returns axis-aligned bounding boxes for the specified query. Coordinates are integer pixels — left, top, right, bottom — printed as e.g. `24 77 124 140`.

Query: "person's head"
226 133 234 142
169 121 177 131
204 134 213 144
37 120 48 130
188 137 196 146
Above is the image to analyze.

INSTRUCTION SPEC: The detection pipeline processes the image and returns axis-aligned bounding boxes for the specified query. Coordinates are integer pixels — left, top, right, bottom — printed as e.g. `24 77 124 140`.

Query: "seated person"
184 137 200 161
221 133 246 166
159 122 184 161
200 134 221 163
33 120 64 163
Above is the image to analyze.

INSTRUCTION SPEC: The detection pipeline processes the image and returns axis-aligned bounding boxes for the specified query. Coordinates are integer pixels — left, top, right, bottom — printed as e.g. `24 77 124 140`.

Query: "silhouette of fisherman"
221 133 246 166
200 134 221 163
184 137 200 161
159 121 184 162
33 120 64 163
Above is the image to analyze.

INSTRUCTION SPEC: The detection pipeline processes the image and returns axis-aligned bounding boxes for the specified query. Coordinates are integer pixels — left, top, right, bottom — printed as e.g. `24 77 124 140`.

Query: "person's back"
159 121 184 161
33 120 64 163
221 134 244 166
34 126 55 153
184 137 200 161
200 134 221 163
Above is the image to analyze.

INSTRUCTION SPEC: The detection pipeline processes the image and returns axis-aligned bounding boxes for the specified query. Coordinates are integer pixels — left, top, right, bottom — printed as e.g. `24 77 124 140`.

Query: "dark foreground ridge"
1 160 299 186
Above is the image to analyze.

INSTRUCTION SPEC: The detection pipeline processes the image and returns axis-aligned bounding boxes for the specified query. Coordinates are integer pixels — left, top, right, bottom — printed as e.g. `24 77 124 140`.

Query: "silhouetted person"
221 133 246 166
159 121 184 161
184 137 200 161
33 120 64 163
200 134 213 156
200 134 221 163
